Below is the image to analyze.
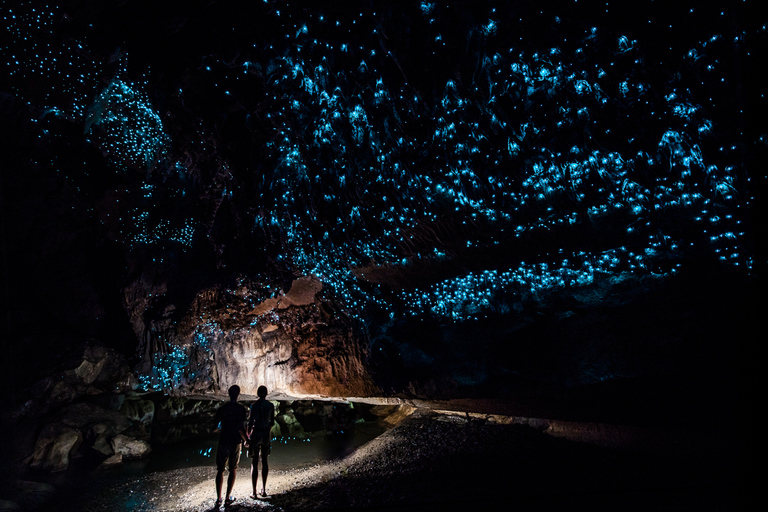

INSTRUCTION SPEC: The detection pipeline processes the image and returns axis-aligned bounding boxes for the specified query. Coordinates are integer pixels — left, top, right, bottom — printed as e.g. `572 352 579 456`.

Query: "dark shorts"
247 429 271 458
216 443 241 472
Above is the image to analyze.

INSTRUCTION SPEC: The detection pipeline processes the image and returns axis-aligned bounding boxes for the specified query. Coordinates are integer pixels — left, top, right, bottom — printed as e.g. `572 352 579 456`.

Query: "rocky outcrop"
275 404 305 436
136 275 379 399
8 344 153 474
150 396 220 444
24 423 82 472
110 434 152 459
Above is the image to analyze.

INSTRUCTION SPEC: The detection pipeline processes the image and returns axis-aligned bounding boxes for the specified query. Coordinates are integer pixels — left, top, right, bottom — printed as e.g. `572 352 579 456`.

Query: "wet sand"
75 408 742 512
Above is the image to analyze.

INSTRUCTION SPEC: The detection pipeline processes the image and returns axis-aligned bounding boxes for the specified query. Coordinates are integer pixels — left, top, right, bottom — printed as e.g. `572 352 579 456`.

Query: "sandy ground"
74 407 742 512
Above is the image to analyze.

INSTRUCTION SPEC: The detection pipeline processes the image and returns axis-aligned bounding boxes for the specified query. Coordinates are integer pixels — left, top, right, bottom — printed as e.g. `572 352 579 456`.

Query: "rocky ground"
63 406 742 512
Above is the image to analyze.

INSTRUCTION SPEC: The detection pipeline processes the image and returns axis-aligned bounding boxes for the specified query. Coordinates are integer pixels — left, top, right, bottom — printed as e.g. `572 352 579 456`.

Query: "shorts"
247 429 271 458
216 443 241 472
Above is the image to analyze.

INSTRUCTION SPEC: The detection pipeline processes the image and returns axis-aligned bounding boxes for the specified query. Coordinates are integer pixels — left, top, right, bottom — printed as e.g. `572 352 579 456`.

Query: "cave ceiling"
1 0 762 394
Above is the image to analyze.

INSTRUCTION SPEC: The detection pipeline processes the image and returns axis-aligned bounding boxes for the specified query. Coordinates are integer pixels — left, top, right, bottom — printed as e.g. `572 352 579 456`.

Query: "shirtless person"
247 385 275 498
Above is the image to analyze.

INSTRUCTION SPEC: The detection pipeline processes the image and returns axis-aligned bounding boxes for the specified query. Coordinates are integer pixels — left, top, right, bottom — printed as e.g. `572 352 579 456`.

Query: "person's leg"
216 469 224 501
250 445 261 498
261 447 269 495
225 445 241 502
226 469 236 500
215 445 226 505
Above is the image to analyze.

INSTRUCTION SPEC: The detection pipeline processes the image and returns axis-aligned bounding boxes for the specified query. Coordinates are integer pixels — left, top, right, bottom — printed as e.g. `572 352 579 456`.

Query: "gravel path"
76 408 740 512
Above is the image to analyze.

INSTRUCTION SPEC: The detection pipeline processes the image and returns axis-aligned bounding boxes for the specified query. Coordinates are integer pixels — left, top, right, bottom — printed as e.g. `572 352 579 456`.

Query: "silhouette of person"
247 385 275 498
213 385 249 508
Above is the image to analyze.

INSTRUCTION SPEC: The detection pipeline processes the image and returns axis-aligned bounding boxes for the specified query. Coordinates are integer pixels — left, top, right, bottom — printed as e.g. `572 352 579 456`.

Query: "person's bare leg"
250 448 260 498
215 469 224 502
225 467 237 501
261 454 269 496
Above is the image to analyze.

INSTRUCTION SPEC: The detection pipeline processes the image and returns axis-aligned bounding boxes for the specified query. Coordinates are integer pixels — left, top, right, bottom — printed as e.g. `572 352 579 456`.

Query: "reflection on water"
121 420 386 475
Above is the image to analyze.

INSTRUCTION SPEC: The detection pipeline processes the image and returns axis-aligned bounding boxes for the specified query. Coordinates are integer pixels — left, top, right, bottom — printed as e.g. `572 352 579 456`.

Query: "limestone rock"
25 423 82 472
98 453 123 469
278 276 323 308
110 434 151 459
250 297 281 316
137 275 379 399
60 402 131 434
369 404 416 427
248 276 323 317
155 396 218 422
75 357 107 385
92 434 114 457
120 397 155 425
275 408 304 436
74 345 136 391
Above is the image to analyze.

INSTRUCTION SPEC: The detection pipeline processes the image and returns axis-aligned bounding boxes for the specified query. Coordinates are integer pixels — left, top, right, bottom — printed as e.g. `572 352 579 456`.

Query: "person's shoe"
224 497 236 507
214 498 222 508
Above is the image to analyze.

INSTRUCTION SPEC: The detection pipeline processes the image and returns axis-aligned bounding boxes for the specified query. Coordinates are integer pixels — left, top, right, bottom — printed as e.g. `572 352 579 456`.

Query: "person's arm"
241 407 250 445
245 405 253 437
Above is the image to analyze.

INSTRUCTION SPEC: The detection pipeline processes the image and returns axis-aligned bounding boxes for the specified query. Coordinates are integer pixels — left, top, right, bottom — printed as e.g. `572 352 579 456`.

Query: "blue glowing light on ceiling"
2 1 758 326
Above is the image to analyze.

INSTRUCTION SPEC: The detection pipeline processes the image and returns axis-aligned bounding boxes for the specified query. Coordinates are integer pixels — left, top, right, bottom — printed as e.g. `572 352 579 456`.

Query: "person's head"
228 385 241 401
257 385 268 399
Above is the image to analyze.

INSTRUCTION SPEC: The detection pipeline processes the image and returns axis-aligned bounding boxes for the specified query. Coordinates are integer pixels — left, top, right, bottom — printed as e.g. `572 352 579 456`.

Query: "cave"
0 1 759 511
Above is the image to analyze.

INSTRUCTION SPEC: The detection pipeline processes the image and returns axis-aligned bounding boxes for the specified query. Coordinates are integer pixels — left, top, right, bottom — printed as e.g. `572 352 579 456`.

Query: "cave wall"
0 0 761 407
125 274 378 397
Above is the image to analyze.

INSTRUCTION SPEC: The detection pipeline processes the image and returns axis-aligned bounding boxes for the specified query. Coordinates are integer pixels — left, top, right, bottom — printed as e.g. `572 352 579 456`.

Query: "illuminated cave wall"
1 1 762 395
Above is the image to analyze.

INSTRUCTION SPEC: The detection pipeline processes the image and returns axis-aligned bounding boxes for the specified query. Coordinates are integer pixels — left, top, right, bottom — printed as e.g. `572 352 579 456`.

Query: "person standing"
213 385 249 508
248 385 275 498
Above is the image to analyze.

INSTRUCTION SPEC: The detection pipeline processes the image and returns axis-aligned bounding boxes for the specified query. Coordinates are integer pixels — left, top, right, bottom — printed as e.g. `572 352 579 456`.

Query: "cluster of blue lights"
139 345 190 392
1 1 101 118
122 209 196 250
238 5 752 320
86 78 169 171
400 244 679 321
2 1 757 328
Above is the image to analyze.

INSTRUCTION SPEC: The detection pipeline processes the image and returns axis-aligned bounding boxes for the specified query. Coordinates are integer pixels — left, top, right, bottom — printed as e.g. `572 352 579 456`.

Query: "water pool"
120 420 387 475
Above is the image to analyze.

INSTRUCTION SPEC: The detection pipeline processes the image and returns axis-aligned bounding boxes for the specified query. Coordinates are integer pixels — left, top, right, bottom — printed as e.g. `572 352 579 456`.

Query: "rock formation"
132 275 379 398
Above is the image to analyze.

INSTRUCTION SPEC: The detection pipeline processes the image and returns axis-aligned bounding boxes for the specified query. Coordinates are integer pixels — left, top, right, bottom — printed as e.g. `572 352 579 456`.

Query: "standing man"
248 385 275 499
213 385 249 508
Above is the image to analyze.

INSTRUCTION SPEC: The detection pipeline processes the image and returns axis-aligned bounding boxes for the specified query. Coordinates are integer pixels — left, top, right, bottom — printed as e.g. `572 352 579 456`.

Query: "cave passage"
0 1 756 511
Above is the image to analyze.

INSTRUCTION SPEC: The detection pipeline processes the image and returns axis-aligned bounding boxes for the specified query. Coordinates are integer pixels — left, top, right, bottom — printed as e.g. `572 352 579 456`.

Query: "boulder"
92 434 114 457
98 453 123 469
70 345 137 392
110 434 151 459
25 423 82 472
75 357 107 385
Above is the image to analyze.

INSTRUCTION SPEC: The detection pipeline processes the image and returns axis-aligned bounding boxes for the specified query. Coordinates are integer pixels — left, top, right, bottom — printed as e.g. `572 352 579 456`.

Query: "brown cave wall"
127 275 379 398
